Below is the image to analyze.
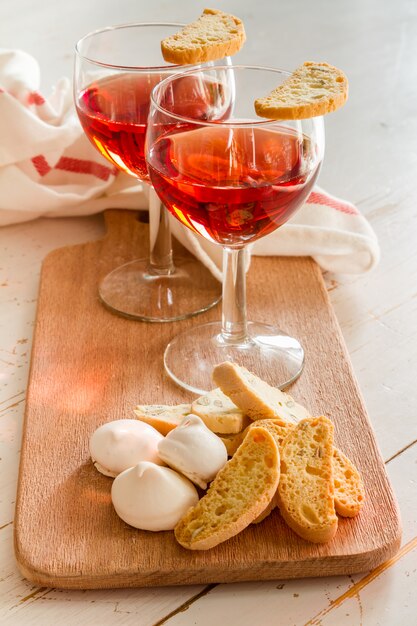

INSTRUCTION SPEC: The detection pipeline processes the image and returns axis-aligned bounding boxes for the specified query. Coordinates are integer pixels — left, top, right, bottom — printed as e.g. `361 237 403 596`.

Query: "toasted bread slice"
333 448 365 517
161 8 246 65
255 62 348 120
277 416 338 543
133 404 191 435
174 427 280 550
212 361 310 424
191 388 250 434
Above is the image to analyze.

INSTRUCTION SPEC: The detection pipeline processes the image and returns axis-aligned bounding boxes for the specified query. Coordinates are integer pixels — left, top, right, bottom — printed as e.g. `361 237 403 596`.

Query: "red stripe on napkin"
55 157 116 181
32 154 117 181
307 190 359 216
32 155 52 176
27 91 46 106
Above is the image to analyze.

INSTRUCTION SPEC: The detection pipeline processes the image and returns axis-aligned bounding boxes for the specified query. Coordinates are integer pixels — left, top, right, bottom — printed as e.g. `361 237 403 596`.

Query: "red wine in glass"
146 64 325 393
148 125 319 246
74 23 232 323
77 73 161 181
77 73 230 182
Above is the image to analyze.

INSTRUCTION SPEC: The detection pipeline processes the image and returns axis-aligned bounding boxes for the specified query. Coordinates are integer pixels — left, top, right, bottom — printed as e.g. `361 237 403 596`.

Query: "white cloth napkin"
0 49 380 279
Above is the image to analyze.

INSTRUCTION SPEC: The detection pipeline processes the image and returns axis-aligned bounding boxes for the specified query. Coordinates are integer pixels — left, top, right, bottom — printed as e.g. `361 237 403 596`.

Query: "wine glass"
74 23 228 322
147 65 325 393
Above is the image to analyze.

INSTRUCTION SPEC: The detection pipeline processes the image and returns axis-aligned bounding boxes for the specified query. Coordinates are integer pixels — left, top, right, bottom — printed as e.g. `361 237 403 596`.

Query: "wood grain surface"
14 210 401 589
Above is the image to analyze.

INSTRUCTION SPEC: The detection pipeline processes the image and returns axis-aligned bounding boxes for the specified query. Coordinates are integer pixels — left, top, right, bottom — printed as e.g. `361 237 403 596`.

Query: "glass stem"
148 185 175 275
221 247 248 344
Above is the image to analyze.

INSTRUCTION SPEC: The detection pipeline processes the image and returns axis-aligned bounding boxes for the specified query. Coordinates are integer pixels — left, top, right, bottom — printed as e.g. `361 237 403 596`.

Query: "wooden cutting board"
14 210 401 589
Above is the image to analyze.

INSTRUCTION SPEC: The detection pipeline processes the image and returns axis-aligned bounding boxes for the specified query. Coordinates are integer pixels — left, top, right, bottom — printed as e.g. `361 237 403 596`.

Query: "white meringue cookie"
111 462 199 531
157 414 228 489
89 419 164 477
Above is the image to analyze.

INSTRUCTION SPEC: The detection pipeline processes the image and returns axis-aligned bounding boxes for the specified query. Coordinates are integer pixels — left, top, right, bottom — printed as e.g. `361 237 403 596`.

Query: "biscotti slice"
133 404 191 435
248 419 294 444
333 448 365 517
253 499 276 524
212 361 310 424
251 420 294 523
191 388 250 434
251 419 364 521
248 419 364 521
219 418 285 459
255 62 348 120
174 427 280 550
277 416 338 543
161 8 245 65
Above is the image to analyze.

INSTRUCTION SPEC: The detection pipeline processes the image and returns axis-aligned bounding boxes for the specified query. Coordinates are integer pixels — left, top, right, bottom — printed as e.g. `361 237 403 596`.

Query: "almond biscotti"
161 8 246 65
248 419 293 444
249 419 364 522
277 416 338 543
175 426 280 550
250 420 290 523
333 447 365 517
212 361 310 424
255 61 348 120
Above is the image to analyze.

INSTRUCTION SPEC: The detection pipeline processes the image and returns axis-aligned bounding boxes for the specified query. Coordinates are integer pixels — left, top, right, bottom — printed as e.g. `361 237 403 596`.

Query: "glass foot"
164 321 304 395
99 257 222 322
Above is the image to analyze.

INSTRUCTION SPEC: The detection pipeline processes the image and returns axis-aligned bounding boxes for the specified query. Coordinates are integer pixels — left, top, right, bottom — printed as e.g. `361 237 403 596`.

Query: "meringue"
111 462 199 531
157 414 228 489
89 419 164 477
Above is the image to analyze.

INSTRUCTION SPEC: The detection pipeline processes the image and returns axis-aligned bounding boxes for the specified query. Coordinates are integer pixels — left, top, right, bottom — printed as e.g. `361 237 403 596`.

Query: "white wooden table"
1 1 416 624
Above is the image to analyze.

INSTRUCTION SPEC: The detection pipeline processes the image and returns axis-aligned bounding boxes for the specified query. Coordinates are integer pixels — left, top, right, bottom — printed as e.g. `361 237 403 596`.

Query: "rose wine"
147 126 320 246
77 73 163 181
77 73 231 182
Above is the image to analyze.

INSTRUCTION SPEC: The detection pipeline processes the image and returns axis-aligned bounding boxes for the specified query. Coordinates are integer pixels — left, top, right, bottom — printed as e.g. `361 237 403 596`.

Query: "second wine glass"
147 65 325 393
74 23 225 321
